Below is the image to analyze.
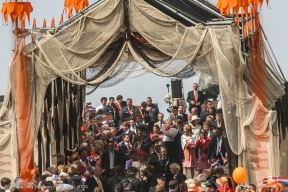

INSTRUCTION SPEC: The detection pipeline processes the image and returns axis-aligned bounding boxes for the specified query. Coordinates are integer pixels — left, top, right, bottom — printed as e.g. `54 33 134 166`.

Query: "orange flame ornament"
64 0 89 16
42 19 46 28
1 1 33 27
50 18 55 28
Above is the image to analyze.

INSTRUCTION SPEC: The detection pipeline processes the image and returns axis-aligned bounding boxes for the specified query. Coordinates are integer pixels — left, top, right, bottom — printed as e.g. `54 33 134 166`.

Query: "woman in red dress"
195 129 211 174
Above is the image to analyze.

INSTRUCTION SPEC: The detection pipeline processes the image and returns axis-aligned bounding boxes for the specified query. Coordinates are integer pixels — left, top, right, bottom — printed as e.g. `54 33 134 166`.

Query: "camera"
241 186 248 190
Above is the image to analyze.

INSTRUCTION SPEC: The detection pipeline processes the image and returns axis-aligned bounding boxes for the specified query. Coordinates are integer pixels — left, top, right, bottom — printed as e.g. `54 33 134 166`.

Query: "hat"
41 171 52 176
157 175 166 180
72 175 82 182
41 180 53 187
68 167 77 175
133 150 149 158
206 180 217 189
136 124 148 130
30 169 40 175
216 177 228 186
188 184 197 191
71 164 78 169
191 115 200 122
203 169 211 176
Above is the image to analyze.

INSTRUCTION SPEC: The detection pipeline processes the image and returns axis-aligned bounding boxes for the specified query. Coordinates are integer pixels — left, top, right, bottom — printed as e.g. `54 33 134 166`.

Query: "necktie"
217 121 220 128
160 122 162 129
128 143 132 150
138 142 141 150
194 91 198 102
173 175 176 179
96 178 102 190
216 138 221 156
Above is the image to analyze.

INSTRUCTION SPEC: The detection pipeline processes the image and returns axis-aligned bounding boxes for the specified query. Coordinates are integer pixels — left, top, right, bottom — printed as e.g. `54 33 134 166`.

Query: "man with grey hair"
169 163 187 187
162 119 183 179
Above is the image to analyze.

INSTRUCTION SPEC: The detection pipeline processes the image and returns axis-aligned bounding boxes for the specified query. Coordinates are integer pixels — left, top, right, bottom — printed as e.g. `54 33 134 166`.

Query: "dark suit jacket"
174 172 187 191
120 130 137 144
100 150 123 176
212 120 225 130
186 90 204 113
132 141 150 153
175 172 187 183
208 136 227 161
121 106 140 121
178 113 188 123
85 176 106 192
103 104 120 121
119 142 131 168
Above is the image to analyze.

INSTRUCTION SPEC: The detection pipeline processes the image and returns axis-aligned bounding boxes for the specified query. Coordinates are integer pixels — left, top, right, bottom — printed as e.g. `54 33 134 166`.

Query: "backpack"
121 177 135 192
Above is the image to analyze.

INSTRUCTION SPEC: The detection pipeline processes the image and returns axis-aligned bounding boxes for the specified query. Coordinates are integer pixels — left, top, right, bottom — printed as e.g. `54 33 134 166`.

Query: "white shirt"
130 126 137 133
190 124 201 140
96 105 105 112
163 128 178 142
109 150 114 169
216 136 223 156
181 134 196 150
93 176 104 192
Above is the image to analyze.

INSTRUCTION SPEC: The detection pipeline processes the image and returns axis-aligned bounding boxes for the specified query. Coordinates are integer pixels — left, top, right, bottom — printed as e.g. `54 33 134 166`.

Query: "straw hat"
188 184 197 191
216 176 228 186
191 115 200 122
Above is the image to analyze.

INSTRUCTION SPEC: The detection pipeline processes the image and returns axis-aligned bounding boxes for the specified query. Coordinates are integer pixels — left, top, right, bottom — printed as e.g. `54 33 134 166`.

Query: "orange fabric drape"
13 38 34 188
64 0 89 16
1 2 33 28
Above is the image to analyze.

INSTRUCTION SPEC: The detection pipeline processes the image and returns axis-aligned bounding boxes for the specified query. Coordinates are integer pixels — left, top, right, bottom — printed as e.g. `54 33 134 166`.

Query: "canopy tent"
0 0 286 189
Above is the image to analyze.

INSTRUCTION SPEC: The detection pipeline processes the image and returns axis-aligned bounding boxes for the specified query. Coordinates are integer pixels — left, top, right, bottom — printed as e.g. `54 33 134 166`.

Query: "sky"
0 0 287 116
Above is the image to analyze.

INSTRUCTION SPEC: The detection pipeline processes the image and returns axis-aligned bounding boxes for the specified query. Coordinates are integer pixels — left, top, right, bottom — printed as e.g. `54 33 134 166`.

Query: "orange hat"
216 177 228 186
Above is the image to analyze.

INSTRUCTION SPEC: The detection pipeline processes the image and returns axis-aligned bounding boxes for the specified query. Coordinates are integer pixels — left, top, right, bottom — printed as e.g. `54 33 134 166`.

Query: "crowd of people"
0 83 256 192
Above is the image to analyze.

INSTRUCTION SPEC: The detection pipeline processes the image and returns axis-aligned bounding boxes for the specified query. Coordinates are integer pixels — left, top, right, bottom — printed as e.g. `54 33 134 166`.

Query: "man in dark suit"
119 134 133 166
212 113 226 137
120 121 137 144
208 128 227 165
100 141 123 178
121 98 140 122
103 97 120 127
85 166 106 192
132 132 150 153
177 106 188 123
186 83 204 116
169 163 186 192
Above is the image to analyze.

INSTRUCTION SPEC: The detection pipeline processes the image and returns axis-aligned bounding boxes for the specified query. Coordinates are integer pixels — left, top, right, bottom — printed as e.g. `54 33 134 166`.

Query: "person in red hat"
132 150 148 179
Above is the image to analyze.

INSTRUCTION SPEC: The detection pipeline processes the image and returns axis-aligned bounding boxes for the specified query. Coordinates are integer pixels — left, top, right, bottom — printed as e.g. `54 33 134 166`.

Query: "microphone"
166 84 170 88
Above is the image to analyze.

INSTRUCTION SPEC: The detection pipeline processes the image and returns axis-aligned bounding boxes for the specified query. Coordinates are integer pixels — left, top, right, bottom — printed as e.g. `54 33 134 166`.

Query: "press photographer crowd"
0 83 284 192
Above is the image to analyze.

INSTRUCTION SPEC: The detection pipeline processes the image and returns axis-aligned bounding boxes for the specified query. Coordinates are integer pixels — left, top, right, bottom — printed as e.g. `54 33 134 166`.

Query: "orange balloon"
232 167 247 184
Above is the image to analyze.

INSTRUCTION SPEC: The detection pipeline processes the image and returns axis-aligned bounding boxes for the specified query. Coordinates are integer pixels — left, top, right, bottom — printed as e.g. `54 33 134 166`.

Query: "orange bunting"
64 0 89 17
50 18 55 28
32 18 36 28
1 2 33 27
42 19 46 28
216 0 268 37
59 15 63 25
